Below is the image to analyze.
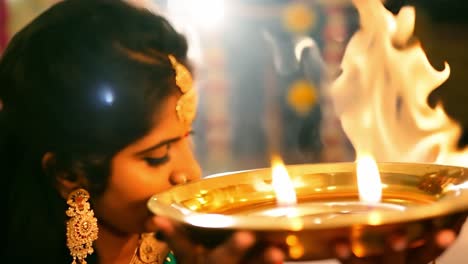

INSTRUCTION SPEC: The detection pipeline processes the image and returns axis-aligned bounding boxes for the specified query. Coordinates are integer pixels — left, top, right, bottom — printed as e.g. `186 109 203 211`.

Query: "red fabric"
0 0 8 53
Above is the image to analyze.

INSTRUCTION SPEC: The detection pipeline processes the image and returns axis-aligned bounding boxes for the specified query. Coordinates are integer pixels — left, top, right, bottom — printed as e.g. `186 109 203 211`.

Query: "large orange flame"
331 1 468 263
330 0 468 166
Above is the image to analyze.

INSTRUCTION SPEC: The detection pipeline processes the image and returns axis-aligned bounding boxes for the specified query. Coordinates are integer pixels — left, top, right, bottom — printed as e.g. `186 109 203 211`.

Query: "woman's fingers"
336 219 466 264
406 229 457 264
435 229 457 248
148 215 465 264
205 231 256 264
150 216 204 262
263 246 286 264
148 215 285 264
148 215 174 234
240 245 285 264
335 233 410 264
407 216 466 264
334 240 352 261
379 233 407 264
192 231 284 264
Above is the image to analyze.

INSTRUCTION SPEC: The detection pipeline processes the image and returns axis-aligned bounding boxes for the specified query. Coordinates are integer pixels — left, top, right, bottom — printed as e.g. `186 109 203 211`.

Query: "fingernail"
436 229 456 248
233 231 256 249
266 247 285 263
335 242 351 259
392 239 407 252
390 235 408 251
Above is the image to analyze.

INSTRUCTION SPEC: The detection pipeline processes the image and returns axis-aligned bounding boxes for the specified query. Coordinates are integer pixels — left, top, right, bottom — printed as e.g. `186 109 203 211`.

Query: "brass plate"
148 162 468 260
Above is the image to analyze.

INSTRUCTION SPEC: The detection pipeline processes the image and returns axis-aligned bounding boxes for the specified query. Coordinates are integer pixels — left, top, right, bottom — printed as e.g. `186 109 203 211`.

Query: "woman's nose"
169 173 189 185
169 141 202 186
169 164 201 186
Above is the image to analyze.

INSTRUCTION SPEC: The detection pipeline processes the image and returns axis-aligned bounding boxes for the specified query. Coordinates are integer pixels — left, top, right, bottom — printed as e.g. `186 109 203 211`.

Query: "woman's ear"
41 152 86 199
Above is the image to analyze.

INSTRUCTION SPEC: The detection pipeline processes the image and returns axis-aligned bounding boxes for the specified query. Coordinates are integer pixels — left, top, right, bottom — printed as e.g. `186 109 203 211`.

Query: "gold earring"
66 188 98 264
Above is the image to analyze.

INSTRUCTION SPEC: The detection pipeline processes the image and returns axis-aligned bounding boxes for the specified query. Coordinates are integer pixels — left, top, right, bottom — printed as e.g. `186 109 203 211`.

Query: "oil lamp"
147 161 468 261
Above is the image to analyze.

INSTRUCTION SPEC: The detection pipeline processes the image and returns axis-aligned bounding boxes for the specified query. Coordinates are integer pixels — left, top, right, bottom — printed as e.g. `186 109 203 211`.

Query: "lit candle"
259 155 405 226
356 154 382 205
271 156 299 217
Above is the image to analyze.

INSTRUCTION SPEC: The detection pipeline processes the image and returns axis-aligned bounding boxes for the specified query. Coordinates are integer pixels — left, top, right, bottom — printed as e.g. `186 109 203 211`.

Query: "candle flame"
271 156 297 207
356 154 382 204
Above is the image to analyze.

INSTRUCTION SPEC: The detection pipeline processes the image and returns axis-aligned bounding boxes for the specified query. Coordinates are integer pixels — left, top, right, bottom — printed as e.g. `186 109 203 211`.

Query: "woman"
1 1 284 263
1 0 463 263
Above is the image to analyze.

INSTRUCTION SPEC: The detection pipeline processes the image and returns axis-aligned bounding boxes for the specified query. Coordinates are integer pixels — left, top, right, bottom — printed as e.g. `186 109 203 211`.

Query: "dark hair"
1 0 188 262
384 0 468 23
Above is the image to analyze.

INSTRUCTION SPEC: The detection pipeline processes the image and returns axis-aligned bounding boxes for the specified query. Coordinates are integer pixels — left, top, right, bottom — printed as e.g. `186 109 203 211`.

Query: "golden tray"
147 162 468 261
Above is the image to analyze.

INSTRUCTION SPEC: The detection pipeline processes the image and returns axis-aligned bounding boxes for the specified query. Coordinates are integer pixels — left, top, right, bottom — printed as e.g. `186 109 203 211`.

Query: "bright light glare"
168 0 225 30
185 214 235 228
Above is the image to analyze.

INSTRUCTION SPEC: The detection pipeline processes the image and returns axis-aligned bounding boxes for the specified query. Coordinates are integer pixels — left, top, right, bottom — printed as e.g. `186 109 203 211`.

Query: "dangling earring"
66 188 99 264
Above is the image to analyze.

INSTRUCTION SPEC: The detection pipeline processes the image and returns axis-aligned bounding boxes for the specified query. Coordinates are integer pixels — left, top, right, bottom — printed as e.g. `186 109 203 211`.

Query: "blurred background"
1 1 468 263
3 0 467 176
1 0 358 175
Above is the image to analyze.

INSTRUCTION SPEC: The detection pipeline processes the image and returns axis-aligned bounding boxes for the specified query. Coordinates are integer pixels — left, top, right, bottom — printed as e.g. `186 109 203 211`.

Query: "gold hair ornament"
66 189 98 264
168 55 197 125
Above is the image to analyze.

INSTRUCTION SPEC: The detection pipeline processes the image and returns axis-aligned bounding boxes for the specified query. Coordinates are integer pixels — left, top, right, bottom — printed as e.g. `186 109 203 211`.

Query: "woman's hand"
334 217 467 264
146 216 285 264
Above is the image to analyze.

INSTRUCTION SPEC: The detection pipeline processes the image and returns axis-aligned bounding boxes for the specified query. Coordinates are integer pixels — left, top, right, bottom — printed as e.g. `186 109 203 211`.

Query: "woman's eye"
143 144 170 166
144 155 170 166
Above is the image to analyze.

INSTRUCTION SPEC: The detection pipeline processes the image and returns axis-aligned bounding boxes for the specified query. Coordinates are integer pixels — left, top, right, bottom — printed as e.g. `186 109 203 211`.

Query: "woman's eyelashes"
144 155 169 166
142 131 193 166
144 144 171 166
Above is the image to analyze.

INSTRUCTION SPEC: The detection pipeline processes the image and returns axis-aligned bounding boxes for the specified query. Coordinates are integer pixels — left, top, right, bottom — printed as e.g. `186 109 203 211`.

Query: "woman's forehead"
126 95 191 152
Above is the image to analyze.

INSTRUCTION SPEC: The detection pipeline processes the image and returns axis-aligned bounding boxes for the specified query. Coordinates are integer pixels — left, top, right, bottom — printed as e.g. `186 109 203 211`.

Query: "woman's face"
92 94 201 234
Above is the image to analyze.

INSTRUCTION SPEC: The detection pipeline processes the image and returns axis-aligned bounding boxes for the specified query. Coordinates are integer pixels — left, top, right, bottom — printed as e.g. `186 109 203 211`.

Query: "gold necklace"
129 233 169 264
